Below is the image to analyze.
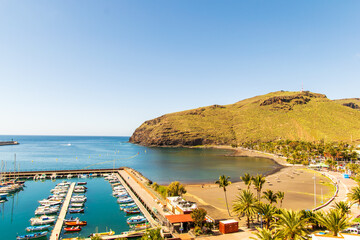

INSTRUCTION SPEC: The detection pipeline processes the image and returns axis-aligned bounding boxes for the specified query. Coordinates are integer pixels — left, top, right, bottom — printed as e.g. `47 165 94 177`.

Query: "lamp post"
258 213 263 228
313 173 316 208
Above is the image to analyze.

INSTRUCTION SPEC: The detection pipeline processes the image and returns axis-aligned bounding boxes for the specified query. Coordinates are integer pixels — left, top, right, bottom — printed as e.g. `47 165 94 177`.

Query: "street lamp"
258 213 263 228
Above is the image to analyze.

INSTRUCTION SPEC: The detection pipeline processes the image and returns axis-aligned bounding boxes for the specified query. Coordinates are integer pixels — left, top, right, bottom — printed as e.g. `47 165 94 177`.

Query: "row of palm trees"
241 139 358 164
234 189 352 239
216 173 359 239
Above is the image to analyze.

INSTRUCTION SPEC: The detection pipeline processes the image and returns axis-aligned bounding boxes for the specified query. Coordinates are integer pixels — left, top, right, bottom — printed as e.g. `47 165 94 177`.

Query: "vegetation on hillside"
130 91 360 146
241 139 359 164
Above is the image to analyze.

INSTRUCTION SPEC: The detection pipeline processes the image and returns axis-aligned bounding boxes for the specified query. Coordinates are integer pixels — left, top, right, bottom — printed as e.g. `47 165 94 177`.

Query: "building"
166 197 197 214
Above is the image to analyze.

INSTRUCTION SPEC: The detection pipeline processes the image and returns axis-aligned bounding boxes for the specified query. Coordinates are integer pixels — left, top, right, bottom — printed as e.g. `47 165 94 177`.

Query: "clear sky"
0 1 359 136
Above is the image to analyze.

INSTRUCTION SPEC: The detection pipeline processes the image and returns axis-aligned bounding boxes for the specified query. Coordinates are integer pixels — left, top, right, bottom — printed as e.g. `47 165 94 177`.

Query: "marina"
0 169 158 240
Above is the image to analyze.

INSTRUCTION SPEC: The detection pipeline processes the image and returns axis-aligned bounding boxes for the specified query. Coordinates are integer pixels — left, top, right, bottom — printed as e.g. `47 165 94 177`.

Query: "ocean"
0 135 280 239
0 135 279 184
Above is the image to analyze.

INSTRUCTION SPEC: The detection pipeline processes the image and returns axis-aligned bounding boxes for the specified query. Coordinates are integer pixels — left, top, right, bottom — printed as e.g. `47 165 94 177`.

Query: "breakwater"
0 141 19 146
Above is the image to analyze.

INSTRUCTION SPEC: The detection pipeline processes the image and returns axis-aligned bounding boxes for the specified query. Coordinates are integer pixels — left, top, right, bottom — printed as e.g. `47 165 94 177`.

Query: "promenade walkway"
115 171 158 226
50 182 75 240
319 171 360 216
117 169 169 224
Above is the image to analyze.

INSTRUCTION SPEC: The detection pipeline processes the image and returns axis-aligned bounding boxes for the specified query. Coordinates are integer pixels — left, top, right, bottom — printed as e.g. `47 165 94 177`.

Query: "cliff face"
130 91 360 146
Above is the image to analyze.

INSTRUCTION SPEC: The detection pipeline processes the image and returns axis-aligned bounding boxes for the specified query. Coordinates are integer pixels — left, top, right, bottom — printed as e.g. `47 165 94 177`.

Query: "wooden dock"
50 182 75 240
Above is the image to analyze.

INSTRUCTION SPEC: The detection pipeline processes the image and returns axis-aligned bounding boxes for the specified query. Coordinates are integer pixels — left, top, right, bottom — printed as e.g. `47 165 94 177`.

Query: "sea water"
0 135 279 239
0 135 279 184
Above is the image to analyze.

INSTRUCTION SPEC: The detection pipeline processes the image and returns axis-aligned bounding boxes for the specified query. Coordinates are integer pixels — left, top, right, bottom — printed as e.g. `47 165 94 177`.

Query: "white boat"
30 215 56 225
74 189 86 193
57 182 71 186
36 205 60 210
72 195 86 199
71 198 86 203
38 200 62 206
115 193 129 199
70 203 84 207
113 190 127 195
35 207 59 215
117 197 134 204
127 215 147 224
50 189 67 194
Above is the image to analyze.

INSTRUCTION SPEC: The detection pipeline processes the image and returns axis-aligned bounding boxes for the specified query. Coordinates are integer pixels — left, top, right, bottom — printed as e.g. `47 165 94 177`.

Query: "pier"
50 182 75 240
3 168 124 179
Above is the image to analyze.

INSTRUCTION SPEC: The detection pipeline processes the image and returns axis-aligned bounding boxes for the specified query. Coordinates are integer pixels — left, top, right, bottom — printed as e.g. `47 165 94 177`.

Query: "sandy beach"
184 147 335 222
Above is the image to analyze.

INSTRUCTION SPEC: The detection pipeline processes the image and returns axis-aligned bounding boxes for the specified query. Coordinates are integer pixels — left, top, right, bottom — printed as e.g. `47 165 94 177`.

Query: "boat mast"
4 161 7 183
0 160 3 183
13 153 16 181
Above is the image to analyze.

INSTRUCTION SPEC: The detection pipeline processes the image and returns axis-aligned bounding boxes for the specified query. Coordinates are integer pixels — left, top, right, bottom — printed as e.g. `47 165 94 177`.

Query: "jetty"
3 168 123 179
0 141 19 146
50 182 75 240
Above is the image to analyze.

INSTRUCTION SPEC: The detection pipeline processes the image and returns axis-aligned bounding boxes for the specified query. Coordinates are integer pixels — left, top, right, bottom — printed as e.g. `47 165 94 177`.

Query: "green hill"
334 98 360 111
129 91 360 146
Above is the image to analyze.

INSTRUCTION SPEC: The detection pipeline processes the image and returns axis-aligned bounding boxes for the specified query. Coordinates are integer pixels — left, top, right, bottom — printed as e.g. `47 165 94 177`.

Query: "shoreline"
193 144 289 166
129 143 290 185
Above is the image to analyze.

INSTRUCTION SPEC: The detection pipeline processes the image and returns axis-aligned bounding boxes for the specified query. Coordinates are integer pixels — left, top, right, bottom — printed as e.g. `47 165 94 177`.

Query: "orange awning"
165 214 194 224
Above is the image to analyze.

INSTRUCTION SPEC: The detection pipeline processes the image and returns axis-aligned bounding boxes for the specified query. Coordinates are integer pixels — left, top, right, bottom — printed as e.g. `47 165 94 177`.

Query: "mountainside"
334 98 360 111
130 91 360 146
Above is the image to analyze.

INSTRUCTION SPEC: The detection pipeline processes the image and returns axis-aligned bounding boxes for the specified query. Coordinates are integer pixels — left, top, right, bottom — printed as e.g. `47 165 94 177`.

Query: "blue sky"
0 1 359 136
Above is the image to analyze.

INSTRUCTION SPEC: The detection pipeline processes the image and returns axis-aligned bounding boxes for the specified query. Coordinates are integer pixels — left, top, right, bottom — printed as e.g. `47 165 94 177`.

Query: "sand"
183 147 335 222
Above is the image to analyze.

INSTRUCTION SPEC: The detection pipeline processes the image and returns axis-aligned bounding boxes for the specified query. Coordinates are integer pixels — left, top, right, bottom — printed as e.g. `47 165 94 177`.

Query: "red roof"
165 214 194 224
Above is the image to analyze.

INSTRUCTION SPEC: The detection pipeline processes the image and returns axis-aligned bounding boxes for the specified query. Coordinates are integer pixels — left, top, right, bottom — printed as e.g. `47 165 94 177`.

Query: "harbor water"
0 177 130 239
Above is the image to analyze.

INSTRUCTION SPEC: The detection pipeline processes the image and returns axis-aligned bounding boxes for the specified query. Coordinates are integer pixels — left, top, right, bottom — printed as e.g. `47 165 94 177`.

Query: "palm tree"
276 191 285 208
316 209 349 236
250 227 279 240
348 186 360 207
256 202 277 229
252 174 266 201
332 201 352 217
215 175 232 216
262 190 278 205
233 190 258 228
273 209 308 240
241 173 252 189
300 209 321 230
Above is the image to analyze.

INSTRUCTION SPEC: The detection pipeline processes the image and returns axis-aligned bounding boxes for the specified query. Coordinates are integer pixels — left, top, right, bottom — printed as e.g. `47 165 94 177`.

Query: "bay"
0 135 279 184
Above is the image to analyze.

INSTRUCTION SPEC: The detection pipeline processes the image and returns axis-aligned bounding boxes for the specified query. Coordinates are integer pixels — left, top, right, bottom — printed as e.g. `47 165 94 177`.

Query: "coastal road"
319 171 359 215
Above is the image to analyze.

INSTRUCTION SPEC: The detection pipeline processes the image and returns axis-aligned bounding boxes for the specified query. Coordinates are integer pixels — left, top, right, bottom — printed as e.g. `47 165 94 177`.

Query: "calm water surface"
0 135 279 184
0 135 279 239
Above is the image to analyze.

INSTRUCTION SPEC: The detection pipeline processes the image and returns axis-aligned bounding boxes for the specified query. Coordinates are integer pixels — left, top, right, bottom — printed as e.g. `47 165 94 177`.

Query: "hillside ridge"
130 91 360 146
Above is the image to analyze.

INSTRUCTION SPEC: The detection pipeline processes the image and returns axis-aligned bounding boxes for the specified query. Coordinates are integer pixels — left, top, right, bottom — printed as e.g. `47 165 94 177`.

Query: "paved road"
319 171 360 216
